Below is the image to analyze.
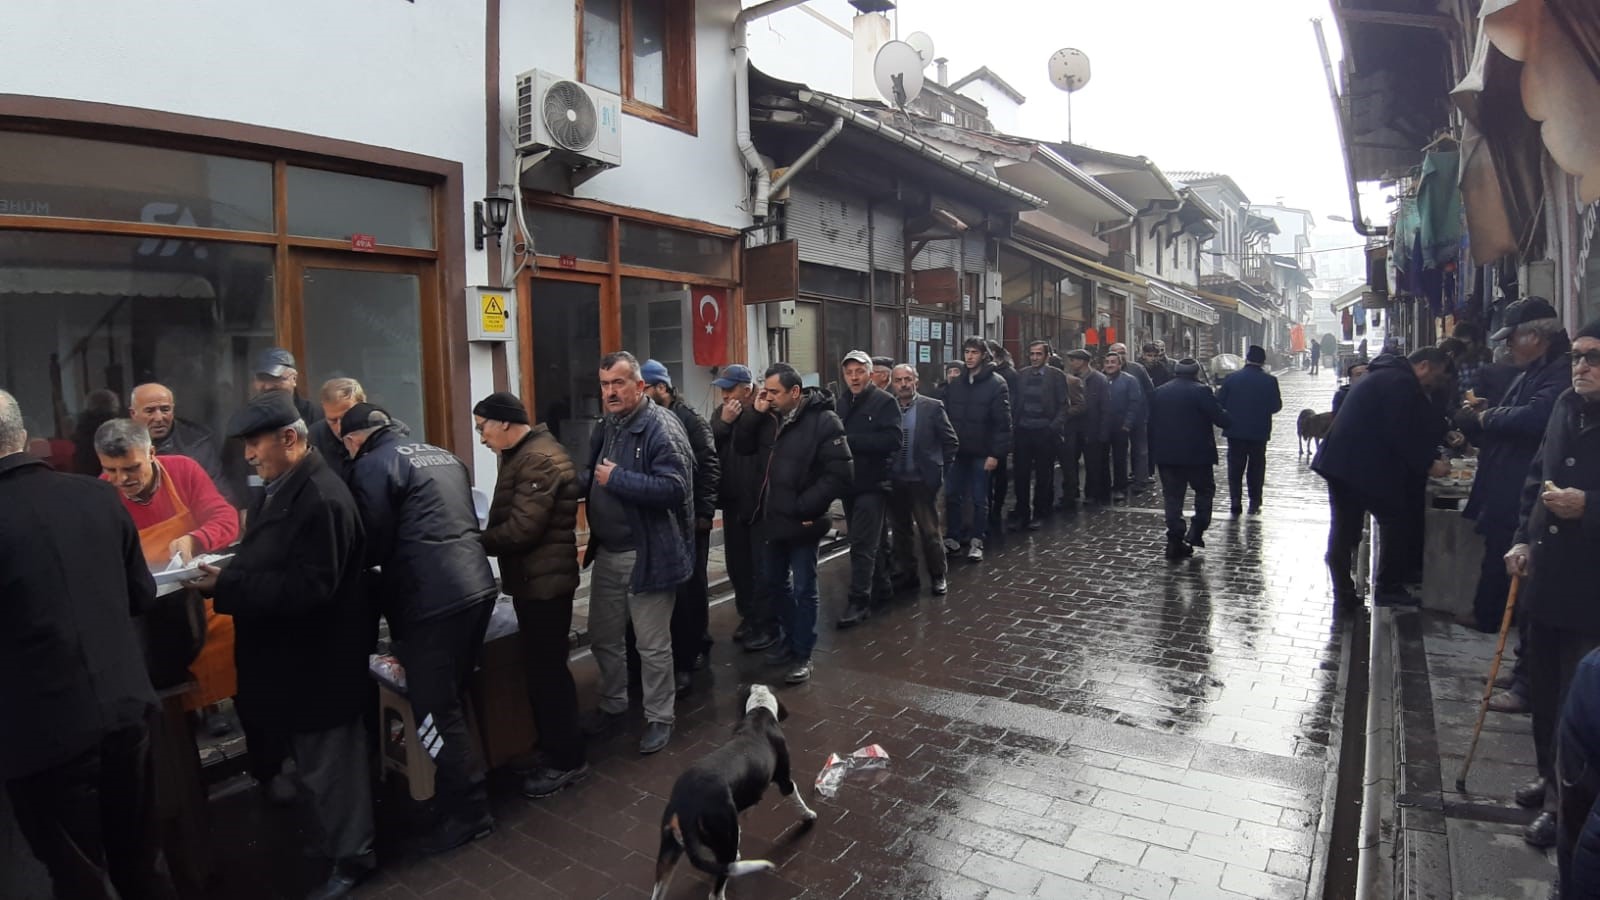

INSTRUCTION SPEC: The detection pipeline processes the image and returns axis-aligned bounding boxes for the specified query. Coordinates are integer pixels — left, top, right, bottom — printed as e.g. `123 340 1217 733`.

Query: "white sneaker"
967 538 984 562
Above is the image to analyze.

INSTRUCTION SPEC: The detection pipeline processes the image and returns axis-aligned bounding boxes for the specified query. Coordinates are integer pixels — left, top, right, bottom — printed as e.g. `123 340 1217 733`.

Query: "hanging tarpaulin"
1290 323 1307 353
1417 150 1463 267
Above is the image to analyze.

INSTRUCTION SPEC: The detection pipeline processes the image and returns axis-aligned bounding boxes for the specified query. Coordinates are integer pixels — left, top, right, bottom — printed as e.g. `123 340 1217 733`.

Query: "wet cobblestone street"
214 368 1352 900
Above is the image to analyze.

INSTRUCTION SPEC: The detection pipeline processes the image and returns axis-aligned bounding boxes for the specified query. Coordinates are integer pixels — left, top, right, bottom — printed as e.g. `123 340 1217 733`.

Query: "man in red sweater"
95 419 238 564
97 418 240 731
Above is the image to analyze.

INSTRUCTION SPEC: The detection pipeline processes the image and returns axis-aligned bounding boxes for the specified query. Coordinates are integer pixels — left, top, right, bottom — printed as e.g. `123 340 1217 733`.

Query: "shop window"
799 263 867 300
578 0 696 131
529 280 603 462
300 267 426 433
620 222 730 278
286 167 434 249
783 300 821 386
0 131 273 233
823 301 870 378
621 277 701 408
527 206 609 261
0 230 274 479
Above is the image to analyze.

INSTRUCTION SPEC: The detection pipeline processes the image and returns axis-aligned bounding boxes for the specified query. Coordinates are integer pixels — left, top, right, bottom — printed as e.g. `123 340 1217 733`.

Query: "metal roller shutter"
787 184 871 273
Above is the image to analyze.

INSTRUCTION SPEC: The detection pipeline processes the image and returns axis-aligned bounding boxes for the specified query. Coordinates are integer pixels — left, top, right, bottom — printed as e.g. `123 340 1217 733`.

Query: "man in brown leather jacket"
473 392 587 799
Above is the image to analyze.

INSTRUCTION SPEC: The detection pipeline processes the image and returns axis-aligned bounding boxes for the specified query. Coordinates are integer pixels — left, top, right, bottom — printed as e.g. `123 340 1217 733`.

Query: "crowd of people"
6 305 1598 897
1313 300 1600 896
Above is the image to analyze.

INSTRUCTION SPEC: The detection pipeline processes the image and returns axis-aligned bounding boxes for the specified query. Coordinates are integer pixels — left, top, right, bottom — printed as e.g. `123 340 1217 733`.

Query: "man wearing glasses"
1505 317 1600 855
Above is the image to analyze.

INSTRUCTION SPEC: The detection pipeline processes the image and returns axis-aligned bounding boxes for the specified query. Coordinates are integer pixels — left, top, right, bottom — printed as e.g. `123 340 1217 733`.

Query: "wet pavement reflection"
209 369 1348 899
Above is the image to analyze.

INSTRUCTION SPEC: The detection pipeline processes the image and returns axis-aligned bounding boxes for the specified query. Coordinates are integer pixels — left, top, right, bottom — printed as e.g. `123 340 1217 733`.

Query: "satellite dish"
874 40 926 108
1048 48 1092 93
905 31 936 66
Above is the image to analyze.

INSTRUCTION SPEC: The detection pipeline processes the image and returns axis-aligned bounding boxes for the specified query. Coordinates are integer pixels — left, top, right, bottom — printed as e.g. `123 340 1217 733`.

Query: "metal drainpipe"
1312 18 1388 238
768 116 845 197
733 0 813 221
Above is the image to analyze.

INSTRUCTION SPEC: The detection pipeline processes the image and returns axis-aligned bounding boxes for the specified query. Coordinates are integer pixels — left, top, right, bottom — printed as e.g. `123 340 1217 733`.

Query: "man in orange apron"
96 418 240 730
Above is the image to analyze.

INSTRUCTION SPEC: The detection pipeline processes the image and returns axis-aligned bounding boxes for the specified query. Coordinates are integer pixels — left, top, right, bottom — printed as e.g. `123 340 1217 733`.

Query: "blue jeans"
944 456 991 543
760 537 820 661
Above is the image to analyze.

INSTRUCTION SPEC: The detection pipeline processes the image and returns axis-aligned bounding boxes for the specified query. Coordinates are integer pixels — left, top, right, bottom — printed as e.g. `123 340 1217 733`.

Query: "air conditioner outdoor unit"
514 69 622 170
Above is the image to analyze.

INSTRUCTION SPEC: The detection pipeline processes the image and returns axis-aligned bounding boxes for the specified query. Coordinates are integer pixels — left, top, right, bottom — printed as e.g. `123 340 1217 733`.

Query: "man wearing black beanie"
472 392 588 799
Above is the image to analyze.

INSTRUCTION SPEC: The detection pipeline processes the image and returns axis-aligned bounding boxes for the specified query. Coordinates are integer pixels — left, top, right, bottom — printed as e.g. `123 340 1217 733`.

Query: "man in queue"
1 389 177 900
308 377 366 479
95 418 240 735
887 364 959 595
130 382 225 489
641 360 720 694
579 352 695 755
474 392 588 800
188 392 375 900
341 404 500 853
711 364 774 651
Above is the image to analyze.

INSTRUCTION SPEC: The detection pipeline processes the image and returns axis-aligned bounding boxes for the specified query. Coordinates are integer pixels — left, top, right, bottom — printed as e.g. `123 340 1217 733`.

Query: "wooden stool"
376 682 435 802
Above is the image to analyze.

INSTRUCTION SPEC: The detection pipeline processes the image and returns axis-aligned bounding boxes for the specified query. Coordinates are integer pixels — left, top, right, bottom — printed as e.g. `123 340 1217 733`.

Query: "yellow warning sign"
479 293 507 334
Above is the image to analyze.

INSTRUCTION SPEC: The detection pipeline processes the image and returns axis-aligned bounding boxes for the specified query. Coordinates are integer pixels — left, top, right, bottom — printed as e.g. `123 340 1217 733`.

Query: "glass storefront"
1 128 450 491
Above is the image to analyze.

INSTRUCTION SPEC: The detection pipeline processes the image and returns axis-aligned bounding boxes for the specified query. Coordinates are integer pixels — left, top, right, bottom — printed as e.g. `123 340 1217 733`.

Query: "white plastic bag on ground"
814 744 890 798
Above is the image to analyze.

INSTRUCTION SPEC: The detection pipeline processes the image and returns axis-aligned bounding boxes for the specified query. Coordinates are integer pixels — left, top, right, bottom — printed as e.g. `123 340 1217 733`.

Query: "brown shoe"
1487 690 1531 714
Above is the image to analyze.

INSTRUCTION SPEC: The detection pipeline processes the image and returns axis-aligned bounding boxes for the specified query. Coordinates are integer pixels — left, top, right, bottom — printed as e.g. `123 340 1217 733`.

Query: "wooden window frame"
575 0 698 135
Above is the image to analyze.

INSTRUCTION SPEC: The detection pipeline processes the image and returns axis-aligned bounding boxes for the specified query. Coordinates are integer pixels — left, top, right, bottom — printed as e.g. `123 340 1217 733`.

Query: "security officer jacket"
346 423 498 629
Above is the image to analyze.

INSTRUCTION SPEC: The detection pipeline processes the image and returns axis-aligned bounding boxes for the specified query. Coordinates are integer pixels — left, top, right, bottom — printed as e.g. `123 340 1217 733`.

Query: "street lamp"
474 193 514 250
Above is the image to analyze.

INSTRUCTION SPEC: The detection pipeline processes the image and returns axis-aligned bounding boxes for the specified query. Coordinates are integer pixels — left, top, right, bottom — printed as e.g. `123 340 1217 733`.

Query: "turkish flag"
693 287 730 366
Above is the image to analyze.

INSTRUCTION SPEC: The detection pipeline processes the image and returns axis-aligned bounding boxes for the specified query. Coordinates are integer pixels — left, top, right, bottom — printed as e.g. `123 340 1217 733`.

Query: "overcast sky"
795 0 1359 235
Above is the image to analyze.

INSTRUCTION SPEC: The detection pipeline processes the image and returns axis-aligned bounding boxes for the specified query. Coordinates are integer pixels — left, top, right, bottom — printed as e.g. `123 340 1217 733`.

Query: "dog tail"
673 803 775 879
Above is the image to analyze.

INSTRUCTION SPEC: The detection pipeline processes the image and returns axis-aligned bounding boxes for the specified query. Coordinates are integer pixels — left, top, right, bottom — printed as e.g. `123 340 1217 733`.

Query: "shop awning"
1331 285 1366 312
1145 278 1218 326
1199 289 1267 323
0 268 216 298
1454 0 1600 203
1001 237 1147 289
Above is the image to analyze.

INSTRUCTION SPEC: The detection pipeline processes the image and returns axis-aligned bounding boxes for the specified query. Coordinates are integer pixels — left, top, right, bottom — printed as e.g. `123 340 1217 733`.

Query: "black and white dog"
650 685 816 900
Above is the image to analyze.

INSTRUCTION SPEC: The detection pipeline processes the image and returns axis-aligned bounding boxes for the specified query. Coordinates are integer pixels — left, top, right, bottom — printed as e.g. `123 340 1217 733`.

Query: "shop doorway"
525 276 606 463
289 252 431 435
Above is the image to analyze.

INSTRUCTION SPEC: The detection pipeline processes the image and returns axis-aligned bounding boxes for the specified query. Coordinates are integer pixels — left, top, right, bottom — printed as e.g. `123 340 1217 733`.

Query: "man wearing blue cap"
711 363 775 649
641 360 720 695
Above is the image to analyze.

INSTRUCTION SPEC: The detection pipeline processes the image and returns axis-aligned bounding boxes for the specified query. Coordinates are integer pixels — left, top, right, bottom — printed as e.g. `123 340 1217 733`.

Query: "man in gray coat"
886 364 960 595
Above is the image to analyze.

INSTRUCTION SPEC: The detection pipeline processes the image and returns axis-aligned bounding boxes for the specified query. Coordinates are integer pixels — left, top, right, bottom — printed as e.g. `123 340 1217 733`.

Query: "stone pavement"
1381 607 1556 898
194 370 1354 899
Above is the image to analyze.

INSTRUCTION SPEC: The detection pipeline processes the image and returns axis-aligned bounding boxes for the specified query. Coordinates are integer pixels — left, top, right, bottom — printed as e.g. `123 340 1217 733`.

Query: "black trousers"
724 518 765 630
1109 431 1131 491
511 591 585 772
1325 479 1412 598
1225 439 1267 512
1531 622 1600 790
990 455 1010 520
1058 429 1082 504
1077 438 1111 503
1013 428 1060 522
1159 464 1215 541
394 601 493 825
1473 524 1517 634
670 526 712 672
7 714 176 900
843 493 892 603
889 480 947 582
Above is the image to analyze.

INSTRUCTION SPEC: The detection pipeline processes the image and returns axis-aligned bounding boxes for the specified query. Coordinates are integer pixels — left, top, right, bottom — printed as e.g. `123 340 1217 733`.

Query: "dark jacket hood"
966 361 997 383
1366 353 1413 375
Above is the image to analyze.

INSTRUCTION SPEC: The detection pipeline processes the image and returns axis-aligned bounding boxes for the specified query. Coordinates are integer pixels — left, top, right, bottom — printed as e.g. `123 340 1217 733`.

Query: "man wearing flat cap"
474 392 588 800
341 403 499 854
251 347 322 425
187 391 376 899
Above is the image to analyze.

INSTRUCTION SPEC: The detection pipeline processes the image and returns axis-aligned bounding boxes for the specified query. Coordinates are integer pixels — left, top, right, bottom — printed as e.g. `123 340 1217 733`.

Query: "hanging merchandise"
1417 150 1463 267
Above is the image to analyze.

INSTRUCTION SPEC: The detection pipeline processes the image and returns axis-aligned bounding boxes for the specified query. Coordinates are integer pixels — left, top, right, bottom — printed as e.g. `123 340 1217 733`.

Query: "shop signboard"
744 240 799 304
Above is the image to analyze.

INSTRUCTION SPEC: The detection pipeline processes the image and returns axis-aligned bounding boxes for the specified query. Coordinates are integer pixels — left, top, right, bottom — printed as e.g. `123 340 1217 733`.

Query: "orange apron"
137 464 237 711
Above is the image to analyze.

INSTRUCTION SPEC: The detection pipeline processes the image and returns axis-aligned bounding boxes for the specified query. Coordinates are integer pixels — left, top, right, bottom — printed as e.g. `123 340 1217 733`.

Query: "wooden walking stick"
1456 574 1522 791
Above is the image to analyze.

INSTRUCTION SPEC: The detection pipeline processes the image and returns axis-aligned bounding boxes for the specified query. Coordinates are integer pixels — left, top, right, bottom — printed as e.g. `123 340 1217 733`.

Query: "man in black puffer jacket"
944 337 1013 562
834 350 902 627
341 404 499 855
736 363 853 685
